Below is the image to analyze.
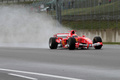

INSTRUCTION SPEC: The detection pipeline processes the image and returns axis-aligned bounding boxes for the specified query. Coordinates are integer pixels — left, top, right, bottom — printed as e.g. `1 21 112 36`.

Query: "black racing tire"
49 37 58 49
93 36 102 49
68 37 76 50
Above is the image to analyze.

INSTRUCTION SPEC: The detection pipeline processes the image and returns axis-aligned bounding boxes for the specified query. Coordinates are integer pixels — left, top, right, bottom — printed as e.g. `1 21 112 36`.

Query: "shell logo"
76 38 78 42
62 40 65 45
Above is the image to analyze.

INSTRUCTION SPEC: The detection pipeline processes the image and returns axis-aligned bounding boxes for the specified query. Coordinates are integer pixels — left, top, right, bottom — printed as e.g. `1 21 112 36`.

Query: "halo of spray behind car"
0 5 69 48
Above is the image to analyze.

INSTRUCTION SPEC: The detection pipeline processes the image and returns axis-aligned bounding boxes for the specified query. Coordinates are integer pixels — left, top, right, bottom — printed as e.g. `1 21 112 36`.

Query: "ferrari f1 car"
49 30 103 50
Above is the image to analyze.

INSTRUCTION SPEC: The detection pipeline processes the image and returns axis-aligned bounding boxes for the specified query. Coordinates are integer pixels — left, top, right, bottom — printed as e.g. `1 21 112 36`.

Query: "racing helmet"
72 30 75 34
71 30 75 35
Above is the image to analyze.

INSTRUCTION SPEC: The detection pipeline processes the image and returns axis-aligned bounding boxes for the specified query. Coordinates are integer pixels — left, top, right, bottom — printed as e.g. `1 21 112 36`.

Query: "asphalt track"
0 45 120 80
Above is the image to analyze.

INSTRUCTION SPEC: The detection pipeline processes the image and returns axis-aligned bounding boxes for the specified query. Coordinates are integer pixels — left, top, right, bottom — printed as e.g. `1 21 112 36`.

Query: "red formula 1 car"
49 30 103 50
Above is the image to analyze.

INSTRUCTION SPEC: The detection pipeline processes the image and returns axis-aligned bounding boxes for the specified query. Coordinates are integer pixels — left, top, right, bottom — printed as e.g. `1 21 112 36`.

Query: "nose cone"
84 37 93 44
87 39 93 44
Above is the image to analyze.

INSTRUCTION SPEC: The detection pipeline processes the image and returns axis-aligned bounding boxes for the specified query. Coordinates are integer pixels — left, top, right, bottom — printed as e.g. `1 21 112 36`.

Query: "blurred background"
1 0 119 29
0 0 120 42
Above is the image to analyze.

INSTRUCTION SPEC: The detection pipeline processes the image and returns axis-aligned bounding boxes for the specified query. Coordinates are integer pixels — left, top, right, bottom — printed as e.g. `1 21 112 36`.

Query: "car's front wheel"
93 36 102 49
68 37 76 50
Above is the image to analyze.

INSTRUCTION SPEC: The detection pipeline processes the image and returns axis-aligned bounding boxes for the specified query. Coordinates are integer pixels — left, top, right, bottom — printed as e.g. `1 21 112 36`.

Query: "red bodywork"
53 30 103 49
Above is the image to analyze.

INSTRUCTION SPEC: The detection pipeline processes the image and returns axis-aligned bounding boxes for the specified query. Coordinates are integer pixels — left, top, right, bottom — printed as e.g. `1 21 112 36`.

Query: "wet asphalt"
0 45 120 80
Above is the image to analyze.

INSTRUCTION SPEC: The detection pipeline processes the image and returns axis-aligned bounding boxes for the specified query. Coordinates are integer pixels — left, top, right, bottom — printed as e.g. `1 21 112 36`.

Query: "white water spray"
0 5 69 48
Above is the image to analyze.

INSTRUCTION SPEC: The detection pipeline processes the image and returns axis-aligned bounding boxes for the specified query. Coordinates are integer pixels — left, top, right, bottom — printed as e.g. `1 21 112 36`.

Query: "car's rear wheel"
93 36 102 49
49 37 58 49
68 37 76 50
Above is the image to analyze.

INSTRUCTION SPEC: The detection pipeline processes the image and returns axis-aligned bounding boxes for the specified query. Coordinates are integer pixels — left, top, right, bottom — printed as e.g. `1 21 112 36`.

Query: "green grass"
60 1 120 30
62 1 120 16
62 20 120 30
103 42 120 45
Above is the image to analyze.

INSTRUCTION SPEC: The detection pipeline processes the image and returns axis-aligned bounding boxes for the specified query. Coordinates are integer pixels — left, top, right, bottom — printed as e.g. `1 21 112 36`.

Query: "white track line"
9 73 37 80
0 68 83 80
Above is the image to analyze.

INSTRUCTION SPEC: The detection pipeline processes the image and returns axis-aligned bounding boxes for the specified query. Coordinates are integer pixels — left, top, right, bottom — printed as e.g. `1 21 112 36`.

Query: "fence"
60 0 120 29
31 0 120 29
61 0 120 20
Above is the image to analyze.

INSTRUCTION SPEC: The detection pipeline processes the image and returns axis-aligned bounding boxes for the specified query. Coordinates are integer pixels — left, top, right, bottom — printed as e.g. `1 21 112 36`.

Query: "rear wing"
54 33 69 38
53 30 77 38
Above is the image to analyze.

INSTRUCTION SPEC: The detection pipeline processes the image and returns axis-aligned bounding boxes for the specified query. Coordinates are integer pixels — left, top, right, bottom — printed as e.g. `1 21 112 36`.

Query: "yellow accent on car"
76 38 78 42
62 40 65 45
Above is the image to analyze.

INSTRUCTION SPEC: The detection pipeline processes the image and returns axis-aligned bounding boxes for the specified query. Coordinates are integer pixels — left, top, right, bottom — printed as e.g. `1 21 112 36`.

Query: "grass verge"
103 42 120 45
62 20 120 30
